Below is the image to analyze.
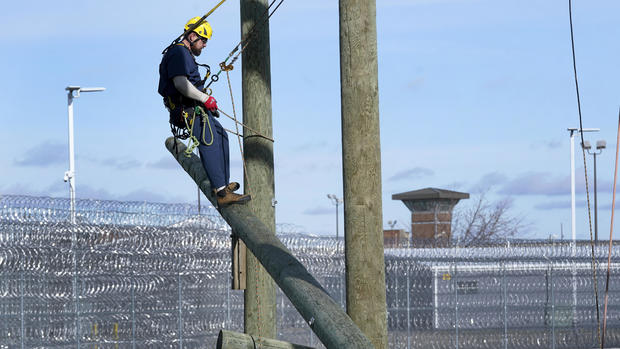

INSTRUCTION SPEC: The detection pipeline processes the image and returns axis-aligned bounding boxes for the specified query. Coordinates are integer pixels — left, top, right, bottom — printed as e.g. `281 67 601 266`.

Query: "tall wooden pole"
240 0 277 339
338 0 388 348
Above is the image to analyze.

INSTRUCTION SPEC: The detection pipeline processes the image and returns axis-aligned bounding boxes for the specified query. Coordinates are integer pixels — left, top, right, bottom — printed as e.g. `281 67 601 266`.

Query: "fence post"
20 272 24 349
406 262 411 349
72 225 81 349
502 261 507 349
394 261 398 342
131 254 136 349
340 243 345 308
178 272 183 348
227 272 232 328
551 263 555 349
454 243 459 349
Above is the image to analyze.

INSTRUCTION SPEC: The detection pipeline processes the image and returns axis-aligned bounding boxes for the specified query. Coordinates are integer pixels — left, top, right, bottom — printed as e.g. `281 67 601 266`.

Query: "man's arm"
172 75 208 103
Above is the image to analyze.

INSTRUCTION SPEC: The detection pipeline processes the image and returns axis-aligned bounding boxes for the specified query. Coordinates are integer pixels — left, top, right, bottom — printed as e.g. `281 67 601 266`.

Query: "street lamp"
582 139 606 242
327 194 343 241
388 220 397 229
64 86 105 224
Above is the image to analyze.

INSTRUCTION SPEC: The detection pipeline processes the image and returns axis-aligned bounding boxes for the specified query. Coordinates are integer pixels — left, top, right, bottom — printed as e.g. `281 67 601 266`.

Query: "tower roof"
392 187 470 201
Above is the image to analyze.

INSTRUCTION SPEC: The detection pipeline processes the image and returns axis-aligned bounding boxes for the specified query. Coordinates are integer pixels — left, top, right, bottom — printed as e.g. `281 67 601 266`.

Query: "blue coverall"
158 44 230 190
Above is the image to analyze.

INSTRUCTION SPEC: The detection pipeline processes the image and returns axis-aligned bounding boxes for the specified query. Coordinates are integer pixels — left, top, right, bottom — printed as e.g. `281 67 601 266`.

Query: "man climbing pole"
158 16 251 207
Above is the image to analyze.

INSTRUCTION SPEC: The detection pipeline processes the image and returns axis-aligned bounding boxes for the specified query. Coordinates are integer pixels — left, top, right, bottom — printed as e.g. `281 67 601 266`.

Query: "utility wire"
568 0 601 344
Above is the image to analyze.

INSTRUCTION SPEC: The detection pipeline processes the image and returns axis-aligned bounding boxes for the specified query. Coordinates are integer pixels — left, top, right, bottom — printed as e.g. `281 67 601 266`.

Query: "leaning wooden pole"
240 0 277 338
338 0 388 348
165 137 374 349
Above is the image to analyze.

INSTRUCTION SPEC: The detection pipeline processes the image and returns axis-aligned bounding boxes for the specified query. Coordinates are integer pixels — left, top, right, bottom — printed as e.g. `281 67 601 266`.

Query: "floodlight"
582 141 591 150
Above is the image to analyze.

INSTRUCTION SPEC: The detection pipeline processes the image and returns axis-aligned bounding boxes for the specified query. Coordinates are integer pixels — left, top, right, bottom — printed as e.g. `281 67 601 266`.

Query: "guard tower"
392 187 469 246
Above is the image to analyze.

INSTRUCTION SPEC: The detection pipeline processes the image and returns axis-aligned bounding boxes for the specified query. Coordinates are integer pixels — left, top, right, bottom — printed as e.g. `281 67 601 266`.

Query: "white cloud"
498 171 613 196
303 206 333 215
13 140 66 167
389 167 434 181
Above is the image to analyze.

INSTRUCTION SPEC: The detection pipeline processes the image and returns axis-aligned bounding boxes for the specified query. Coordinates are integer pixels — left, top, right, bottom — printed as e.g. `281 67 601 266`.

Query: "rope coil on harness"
181 106 215 158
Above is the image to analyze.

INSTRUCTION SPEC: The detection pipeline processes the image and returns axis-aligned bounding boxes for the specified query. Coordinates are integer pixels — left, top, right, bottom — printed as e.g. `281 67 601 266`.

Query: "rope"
197 106 215 146
180 106 215 158
602 108 620 349
181 110 200 157
568 0 600 343
229 0 285 67
217 108 274 142
224 68 252 197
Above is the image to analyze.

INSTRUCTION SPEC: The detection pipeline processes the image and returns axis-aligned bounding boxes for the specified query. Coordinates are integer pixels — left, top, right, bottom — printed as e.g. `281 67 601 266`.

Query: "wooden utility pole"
240 0 276 339
338 0 388 348
165 137 375 349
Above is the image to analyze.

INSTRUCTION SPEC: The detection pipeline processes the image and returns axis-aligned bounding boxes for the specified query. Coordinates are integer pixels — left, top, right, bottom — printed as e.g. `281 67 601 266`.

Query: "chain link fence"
1 195 619 348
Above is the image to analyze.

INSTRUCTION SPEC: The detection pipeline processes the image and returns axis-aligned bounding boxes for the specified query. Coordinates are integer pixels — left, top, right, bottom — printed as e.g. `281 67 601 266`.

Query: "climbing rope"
567 0 601 344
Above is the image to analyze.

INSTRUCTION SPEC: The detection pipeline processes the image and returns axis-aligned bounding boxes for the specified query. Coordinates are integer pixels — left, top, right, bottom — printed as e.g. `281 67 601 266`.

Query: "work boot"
226 182 240 192
215 187 251 207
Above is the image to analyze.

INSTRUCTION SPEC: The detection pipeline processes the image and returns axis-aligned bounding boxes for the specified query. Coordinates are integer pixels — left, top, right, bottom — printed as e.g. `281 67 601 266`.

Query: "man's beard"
191 46 202 56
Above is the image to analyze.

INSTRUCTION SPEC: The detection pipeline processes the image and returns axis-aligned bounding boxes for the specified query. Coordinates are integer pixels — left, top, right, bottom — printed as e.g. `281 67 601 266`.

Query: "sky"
1 0 619 239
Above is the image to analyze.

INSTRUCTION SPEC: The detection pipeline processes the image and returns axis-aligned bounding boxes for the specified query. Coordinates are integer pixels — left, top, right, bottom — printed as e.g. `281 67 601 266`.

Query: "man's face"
190 33 207 56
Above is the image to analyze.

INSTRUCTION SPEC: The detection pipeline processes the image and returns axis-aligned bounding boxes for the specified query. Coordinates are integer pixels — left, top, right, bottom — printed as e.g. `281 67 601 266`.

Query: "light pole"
567 127 598 327
64 86 105 224
387 220 398 247
327 194 343 240
567 127 599 247
582 139 606 242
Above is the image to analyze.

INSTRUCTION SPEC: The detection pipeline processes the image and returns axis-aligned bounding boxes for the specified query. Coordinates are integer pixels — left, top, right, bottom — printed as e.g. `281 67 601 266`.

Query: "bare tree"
452 192 528 247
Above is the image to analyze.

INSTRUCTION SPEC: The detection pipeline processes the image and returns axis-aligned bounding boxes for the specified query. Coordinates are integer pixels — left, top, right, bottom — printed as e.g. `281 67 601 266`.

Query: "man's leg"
194 114 227 190
194 113 249 206
220 127 230 185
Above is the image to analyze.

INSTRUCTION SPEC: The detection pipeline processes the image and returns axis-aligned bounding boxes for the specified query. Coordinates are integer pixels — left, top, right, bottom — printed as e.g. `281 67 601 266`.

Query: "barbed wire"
1 195 620 348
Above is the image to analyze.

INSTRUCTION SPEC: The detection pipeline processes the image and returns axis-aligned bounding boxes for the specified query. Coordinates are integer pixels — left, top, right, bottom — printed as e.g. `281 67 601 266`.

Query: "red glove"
204 96 218 111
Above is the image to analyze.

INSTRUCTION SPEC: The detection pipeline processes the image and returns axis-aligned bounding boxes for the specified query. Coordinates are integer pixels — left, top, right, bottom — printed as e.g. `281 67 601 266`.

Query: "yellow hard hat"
184 16 213 40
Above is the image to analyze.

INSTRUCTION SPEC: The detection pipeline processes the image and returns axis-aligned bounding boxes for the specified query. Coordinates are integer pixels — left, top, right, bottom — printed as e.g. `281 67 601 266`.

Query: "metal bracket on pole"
63 171 73 182
231 231 246 290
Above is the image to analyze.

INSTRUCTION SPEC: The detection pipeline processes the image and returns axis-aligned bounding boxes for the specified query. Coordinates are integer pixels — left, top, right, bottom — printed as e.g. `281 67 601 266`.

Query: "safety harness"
163 93 216 159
